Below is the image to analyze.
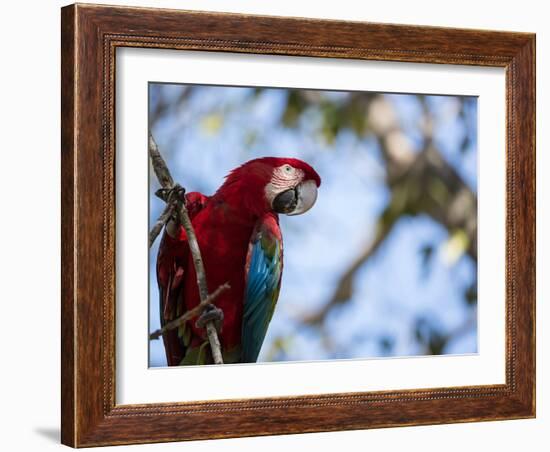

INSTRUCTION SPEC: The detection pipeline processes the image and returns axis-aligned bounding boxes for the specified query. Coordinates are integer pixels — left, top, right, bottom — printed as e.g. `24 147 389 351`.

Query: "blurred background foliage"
148 83 478 366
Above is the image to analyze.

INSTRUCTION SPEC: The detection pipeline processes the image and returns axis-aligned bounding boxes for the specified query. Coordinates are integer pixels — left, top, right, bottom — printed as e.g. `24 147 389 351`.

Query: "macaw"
156 157 321 365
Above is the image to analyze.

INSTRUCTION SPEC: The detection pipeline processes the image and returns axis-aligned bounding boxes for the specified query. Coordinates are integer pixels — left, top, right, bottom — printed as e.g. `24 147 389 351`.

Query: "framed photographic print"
61 3 535 447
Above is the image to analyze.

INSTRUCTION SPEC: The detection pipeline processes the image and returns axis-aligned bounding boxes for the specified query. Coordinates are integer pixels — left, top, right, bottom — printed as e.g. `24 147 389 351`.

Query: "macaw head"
219 157 321 217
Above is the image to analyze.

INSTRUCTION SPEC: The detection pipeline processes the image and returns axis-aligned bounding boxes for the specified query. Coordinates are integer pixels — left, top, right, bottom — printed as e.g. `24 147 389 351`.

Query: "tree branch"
149 203 174 248
148 134 174 188
148 133 226 364
149 283 230 340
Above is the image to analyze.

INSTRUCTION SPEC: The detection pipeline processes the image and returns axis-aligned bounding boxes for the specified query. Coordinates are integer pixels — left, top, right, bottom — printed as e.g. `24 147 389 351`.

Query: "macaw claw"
155 183 186 203
196 304 224 333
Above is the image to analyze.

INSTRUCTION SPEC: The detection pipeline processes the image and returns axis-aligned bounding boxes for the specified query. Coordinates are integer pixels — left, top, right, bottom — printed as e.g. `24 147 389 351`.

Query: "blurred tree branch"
284 92 477 327
301 210 397 324
150 87 191 129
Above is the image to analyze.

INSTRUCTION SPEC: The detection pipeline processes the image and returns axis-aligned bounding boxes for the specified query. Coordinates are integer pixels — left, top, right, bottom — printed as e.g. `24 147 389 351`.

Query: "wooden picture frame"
61 3 535 447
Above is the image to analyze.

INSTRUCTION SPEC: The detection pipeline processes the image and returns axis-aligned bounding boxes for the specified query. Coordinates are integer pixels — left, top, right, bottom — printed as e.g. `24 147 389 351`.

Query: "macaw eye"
283 164 293 174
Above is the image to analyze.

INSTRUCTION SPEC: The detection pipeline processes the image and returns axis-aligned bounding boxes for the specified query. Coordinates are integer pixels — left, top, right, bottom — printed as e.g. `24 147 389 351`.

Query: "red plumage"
156 157 321 365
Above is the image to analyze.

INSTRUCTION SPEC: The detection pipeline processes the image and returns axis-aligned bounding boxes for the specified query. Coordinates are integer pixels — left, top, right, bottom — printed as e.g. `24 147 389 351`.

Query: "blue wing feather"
241 215 283 363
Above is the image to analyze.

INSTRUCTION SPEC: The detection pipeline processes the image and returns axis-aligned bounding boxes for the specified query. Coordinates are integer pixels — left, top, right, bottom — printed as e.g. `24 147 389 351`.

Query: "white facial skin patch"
264 164 304 205
265 165 318 215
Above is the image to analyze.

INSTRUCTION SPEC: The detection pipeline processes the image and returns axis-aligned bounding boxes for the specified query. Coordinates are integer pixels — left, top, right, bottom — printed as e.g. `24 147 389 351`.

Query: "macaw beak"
272 180 318 216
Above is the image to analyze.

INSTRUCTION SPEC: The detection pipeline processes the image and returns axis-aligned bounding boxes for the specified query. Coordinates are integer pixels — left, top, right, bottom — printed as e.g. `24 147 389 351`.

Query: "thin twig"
149 203 175 248
148 133 226 364
149 283 230 340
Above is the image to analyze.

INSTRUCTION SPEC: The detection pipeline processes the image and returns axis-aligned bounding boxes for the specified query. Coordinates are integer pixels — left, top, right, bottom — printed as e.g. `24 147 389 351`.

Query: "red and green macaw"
156 157 321 365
